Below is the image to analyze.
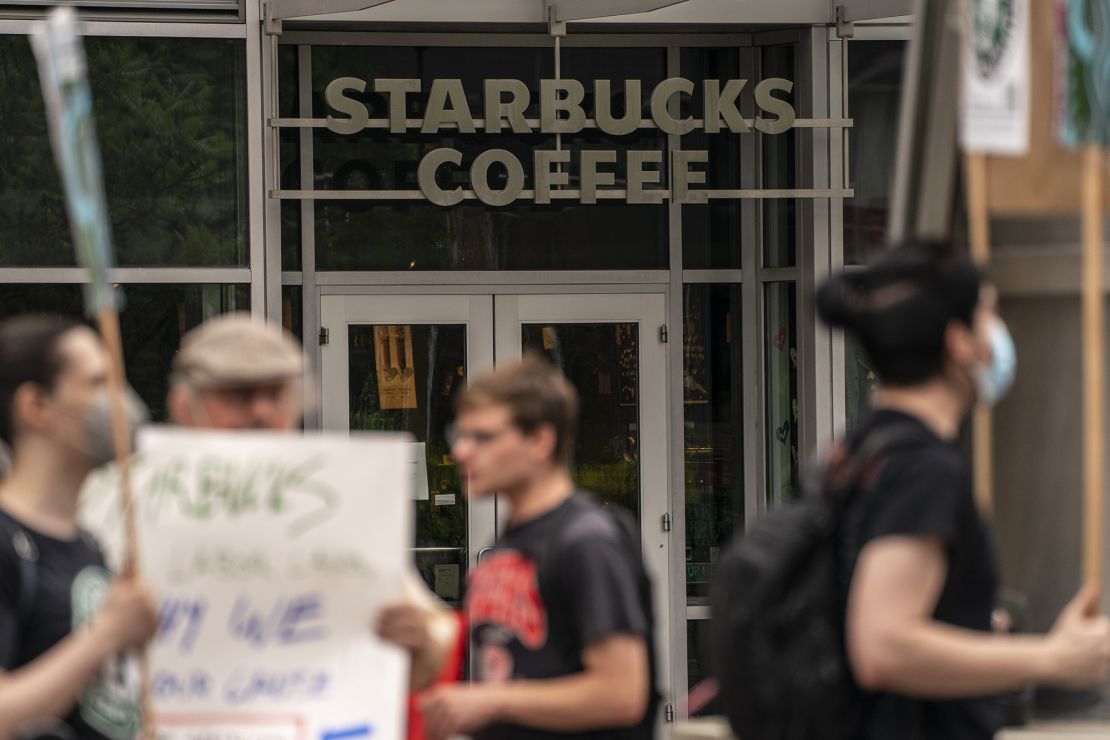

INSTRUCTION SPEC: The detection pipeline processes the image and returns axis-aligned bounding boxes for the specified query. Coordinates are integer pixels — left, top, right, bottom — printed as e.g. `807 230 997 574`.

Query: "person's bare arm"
376 603 458 691
494 632 648 729
0 578 158 735
0 620 125 733
421 633 649 740
847 536 1110 698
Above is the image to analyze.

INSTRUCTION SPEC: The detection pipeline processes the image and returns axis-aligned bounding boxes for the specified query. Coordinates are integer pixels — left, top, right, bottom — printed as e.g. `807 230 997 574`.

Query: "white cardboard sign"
960 0 1031 155
81 428 413 740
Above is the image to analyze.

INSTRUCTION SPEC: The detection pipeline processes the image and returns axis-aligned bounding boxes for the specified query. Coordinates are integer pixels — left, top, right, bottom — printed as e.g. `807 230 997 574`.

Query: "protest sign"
81 428 414 740
960 0 1031 154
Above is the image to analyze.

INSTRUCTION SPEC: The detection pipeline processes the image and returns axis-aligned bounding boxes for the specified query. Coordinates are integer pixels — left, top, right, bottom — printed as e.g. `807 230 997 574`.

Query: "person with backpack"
713 241 1110 740
0 315 159 739
384 355 658 740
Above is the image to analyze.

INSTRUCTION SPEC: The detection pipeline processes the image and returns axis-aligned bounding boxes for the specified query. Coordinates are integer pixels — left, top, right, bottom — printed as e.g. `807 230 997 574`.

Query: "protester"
166 313 306 431
164 313 461 731
0 315 159 739
396 355 658 740
817 242 1110 739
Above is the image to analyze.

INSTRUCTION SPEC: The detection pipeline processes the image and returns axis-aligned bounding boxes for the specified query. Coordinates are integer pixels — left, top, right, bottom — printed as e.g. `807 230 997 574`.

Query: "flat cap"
172 313 304 389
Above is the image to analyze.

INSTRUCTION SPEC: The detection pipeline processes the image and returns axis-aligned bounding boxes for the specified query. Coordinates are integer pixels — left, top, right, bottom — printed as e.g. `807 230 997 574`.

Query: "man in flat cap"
165 313 462 734
166 313 306 431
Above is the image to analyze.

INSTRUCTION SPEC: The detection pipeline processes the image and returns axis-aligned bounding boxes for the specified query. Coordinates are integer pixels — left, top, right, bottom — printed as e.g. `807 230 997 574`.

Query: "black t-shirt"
847 410 1002 740
466 492 657 740
0 508 138 740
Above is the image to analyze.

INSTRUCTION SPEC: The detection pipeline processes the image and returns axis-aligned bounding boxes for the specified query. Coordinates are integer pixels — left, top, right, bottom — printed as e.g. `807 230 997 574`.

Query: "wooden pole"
1080 145 1104 590
94 308 154 738
965 152 994 514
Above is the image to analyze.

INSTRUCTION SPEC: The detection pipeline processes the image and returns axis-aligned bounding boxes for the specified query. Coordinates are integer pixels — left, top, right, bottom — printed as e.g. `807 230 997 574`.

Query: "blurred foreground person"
826 244 1109 739
166 313 306 431
0 316 158 739
167 313 460 737
399 356 658 740
714 242 1110 740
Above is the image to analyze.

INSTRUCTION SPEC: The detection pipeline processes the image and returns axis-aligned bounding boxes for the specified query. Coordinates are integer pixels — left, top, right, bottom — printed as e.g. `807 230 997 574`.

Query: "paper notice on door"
434 565 460 600
412 442 430 501
434 494 455 506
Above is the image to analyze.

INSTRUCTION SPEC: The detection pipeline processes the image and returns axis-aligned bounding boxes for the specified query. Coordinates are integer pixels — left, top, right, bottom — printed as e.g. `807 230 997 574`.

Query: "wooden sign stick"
1080 144 1105 590
965 152 994 515
94 307 154 737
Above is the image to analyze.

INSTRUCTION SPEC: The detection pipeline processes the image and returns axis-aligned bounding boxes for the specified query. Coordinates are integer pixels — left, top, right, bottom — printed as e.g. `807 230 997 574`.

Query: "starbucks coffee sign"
324 76 797 205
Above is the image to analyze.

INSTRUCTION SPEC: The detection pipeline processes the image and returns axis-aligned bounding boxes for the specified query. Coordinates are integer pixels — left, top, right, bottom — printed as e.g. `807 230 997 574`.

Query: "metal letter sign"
313 75 827 205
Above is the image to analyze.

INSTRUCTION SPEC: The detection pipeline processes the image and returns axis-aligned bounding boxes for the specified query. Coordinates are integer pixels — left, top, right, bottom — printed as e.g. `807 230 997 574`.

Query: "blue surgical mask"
976 318 1016 407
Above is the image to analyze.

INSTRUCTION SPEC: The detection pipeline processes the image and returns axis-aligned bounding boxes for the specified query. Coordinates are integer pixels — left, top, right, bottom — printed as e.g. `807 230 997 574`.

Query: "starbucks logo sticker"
971 0 1017 77
72 566 140 740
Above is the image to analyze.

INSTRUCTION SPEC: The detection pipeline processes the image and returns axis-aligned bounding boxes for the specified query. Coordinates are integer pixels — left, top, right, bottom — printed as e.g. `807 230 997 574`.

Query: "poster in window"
374 325 417 410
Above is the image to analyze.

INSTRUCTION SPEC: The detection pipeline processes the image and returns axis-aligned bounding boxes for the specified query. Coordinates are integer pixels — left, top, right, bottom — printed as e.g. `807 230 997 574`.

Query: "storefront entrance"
318 290 672 692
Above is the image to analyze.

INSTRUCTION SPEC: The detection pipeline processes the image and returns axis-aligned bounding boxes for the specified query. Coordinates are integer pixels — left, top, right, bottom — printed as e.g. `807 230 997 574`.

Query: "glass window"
683 284 743 604
687 618 715 696
304 45 668 271
845 40 907 266
282 285 303 341
845 332 876 430
0 284 249 420
765 282 799 506
682 48 743 270
346 324 467 604
0 36 248 267
761 45 797 269
279 44 302 272
522 323 641 520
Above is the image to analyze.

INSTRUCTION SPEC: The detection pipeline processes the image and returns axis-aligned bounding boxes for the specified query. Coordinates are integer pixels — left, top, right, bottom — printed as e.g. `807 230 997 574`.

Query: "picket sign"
960 0 1104 589
81 428 414 740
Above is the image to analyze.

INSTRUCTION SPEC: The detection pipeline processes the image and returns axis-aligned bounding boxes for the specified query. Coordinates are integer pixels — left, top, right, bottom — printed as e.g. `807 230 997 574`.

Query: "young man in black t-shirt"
413 356 657 740
816 243 1110 740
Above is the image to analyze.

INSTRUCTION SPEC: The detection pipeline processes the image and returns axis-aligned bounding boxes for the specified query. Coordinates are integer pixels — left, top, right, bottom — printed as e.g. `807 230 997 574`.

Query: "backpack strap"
0 514 39 627
827 420 937 598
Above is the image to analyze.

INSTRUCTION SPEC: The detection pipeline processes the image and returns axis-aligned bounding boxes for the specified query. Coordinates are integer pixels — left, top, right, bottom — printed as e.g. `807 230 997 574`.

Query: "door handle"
477 546 494 564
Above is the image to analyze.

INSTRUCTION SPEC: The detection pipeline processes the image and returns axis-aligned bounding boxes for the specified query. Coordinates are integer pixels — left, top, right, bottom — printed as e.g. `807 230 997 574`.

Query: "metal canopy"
269 0 392 21
268 0 691 22
546 0 691 22
836 0 913 21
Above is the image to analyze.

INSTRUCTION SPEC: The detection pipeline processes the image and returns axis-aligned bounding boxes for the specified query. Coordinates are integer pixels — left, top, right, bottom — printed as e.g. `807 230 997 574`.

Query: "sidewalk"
669 718 1110 739
1000 725 1110 739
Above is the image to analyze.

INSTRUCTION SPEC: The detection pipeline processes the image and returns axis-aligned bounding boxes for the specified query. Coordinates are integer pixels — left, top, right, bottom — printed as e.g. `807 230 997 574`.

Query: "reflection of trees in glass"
523 323 640 519
682 285 743 601
0 284 247 421
347 324 467 597
0 36 246 267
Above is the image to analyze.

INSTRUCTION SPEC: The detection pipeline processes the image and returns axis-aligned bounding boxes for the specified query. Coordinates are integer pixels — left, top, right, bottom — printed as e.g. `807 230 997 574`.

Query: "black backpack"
709 422 930 740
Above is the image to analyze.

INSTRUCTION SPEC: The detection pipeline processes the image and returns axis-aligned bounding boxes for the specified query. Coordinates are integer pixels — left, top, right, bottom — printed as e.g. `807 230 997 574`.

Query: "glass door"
320 294 496 606
321 291 673 703
494 293 673 700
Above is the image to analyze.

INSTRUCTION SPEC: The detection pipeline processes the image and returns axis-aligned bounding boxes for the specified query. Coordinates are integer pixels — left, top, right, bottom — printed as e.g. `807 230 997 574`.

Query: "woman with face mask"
818 242 1110 740
0 315 158 740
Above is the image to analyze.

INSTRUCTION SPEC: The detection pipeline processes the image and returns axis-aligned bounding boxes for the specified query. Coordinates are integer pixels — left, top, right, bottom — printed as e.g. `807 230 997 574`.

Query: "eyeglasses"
445 423 508 448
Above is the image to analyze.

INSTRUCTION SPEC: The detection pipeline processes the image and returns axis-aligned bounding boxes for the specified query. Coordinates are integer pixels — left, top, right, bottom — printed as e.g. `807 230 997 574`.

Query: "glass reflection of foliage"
681 48 743 270
0 283 248 421
347 324 467 599
0 35 246 267
765 282 799 506
682 285 743 603
762 45 797 269
521 323 640 520
279 43 302 272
